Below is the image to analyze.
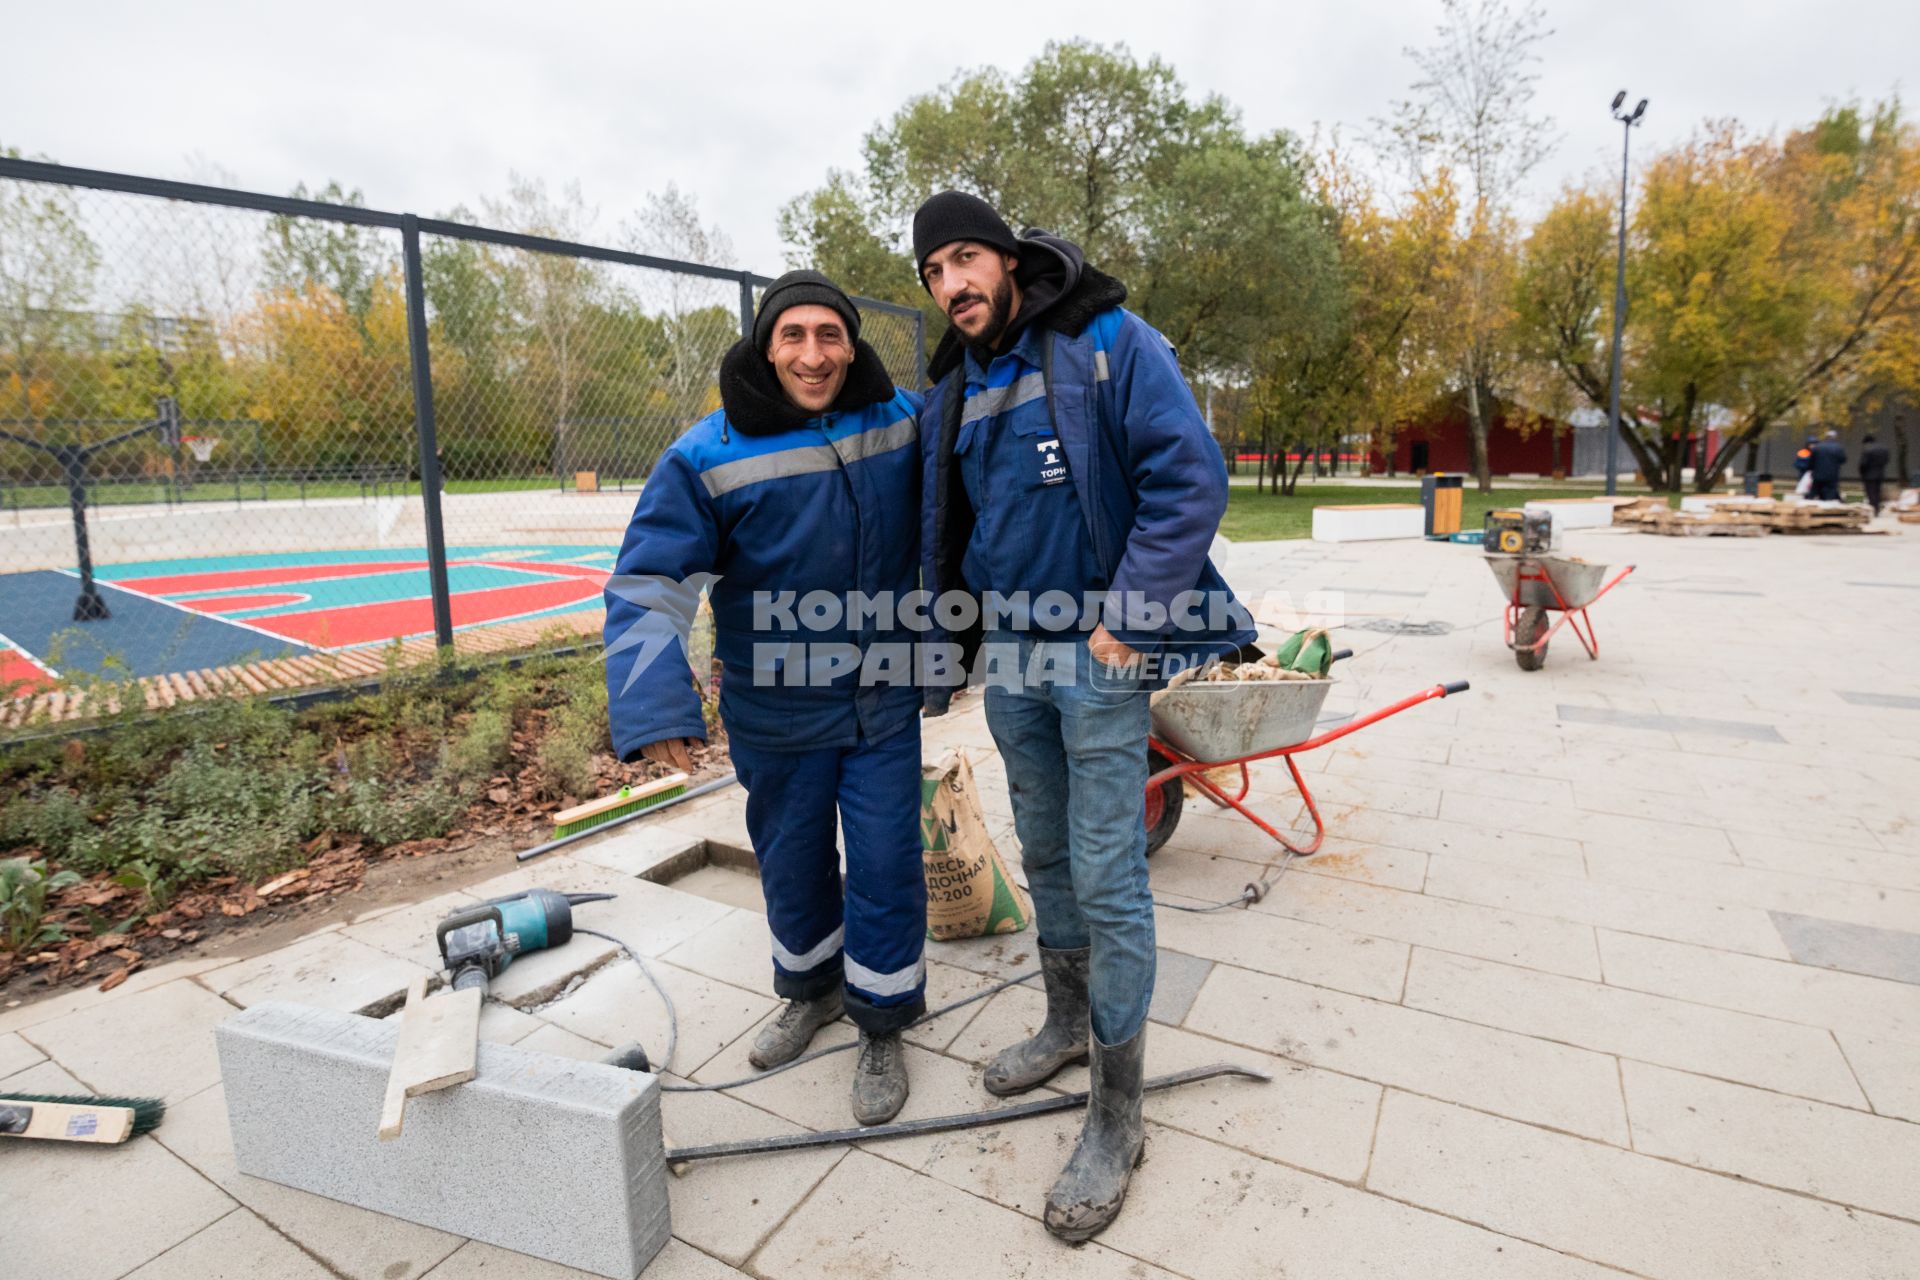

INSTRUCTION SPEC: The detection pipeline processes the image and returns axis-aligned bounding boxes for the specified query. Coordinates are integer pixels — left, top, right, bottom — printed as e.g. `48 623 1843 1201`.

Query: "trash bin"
1421 473 1464 537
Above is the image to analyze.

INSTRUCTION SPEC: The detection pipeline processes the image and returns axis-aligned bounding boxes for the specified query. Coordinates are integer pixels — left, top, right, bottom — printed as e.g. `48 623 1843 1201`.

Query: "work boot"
748 990 843 1070
1044 1024 1146 1243
851 1030 909 1125
983 944 1090 1096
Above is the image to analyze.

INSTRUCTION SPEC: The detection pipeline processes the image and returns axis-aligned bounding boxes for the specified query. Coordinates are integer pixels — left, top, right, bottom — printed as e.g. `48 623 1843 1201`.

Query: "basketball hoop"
183 435 219 463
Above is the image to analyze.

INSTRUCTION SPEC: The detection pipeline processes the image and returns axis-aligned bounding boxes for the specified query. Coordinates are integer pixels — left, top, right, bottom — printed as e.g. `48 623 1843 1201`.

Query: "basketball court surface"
0 544 615 694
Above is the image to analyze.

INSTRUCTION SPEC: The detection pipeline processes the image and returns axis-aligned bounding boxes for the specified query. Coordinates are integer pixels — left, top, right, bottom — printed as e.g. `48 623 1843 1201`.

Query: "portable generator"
1483 508 1553 556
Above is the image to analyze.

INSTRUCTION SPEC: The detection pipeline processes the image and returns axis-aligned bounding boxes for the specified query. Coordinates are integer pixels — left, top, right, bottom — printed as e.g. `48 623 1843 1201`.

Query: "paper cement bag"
920 751 1033 941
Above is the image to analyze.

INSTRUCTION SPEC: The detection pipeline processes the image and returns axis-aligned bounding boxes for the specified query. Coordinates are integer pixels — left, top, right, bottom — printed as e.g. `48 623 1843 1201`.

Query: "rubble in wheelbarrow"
1164 656 1322 690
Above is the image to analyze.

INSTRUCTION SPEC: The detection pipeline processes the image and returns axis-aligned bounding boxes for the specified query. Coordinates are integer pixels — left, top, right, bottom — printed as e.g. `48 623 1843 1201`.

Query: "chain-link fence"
0 158 924 724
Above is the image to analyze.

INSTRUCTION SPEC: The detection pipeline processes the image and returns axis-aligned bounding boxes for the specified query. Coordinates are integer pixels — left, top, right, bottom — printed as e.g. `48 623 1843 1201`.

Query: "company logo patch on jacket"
1033 436 1067 486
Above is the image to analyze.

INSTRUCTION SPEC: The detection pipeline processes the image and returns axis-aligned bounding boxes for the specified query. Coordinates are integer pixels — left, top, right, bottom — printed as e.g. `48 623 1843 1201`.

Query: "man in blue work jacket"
603 271 925 1124
913 192 1255 1241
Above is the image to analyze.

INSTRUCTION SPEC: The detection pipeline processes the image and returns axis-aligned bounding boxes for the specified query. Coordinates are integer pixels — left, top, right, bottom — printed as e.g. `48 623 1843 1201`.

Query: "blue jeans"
980 632 1154 1042
730 722 928 1034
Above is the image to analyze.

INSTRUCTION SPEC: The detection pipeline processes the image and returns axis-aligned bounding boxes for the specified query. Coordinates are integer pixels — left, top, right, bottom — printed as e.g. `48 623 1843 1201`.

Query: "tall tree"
620 184 738 415
483 175 605 427
1514 103 1920 490
260 180 385 327
781 40 1334 394
0 145 100 422
1383 0 1556 491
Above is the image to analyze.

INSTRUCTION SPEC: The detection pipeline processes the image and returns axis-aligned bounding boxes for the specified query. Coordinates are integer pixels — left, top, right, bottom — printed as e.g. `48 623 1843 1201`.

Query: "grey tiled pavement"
5 518 1920 1277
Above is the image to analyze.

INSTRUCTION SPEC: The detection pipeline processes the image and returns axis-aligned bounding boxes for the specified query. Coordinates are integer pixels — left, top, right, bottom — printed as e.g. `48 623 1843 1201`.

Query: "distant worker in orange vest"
1793 437 1816 497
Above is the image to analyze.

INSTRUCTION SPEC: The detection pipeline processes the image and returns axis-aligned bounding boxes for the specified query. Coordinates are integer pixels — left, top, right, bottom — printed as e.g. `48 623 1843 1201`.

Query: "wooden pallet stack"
1611 496 1873 537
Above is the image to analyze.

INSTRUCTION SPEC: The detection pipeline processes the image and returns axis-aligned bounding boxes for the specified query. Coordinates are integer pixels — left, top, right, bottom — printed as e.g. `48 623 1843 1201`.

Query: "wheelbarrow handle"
1441 679 1471 696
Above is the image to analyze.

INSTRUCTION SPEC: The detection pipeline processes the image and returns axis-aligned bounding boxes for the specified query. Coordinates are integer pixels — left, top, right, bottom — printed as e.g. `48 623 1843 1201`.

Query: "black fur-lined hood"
926 231 1127 383
718 336 897 437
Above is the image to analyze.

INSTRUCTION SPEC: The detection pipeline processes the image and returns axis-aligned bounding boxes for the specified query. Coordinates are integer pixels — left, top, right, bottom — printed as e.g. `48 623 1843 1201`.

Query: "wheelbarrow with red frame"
1143 653 1470 857
1486 553 1636 672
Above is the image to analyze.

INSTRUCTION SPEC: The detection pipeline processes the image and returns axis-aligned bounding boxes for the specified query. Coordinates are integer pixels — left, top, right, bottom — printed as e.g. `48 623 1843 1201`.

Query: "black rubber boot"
1044 1023 1146 1243
850 1030 909 1125
983 944 1090 1096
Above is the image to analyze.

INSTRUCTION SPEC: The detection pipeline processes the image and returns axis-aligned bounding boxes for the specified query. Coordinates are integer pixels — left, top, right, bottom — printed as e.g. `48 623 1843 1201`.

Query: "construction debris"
1612 496 1875 537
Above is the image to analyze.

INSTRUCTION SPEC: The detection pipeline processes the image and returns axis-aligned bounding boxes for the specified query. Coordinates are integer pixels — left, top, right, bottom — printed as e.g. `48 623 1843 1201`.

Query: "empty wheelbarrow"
1144 653 1469 857
1485 553 1636 671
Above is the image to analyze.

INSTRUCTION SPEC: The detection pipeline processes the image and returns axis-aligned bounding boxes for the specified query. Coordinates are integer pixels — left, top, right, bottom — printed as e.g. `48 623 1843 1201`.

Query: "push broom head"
1 1093 166 1140
550 772 689 838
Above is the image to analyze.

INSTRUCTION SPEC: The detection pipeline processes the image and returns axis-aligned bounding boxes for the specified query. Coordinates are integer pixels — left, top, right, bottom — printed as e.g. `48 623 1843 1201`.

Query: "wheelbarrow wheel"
1144 746 1184 857
1513 605 1548 671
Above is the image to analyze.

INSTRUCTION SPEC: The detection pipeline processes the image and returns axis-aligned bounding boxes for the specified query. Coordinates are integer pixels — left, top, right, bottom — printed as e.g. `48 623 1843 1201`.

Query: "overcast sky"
6 0 1912 276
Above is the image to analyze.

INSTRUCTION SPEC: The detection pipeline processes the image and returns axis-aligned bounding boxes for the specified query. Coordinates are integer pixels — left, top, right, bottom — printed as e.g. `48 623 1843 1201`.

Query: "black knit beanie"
753 270 861 353
912 191 1019 284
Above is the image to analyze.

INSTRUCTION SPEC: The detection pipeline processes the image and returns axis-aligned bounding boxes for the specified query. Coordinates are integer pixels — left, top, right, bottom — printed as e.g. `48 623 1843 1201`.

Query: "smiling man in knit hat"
603 270 926 1123
913 192 1254 1240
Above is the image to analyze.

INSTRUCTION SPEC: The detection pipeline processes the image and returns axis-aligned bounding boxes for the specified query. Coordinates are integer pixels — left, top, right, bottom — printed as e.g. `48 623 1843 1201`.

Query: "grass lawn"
1217 483 1673 542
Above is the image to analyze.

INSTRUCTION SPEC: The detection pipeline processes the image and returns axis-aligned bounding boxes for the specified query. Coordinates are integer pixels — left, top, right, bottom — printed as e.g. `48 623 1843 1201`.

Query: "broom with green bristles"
549 771 691 839
1 1093 165 1144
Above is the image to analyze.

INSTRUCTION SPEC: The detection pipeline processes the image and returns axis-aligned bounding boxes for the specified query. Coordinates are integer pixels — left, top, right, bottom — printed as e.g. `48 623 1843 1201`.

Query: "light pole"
1604 91 1648 496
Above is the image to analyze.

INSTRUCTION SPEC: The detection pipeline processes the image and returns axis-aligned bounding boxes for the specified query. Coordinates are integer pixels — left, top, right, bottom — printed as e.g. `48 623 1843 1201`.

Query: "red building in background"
1374 392 1566 476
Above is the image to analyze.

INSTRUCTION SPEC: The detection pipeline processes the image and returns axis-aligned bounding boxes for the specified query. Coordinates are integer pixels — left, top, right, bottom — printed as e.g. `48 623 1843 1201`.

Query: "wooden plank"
378 976 482 1141
0 1098 135 1144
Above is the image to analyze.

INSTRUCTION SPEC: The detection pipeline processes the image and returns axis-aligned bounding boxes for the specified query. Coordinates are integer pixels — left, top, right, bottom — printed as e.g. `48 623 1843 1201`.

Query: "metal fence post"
913 310 927 388
401 214 456 651
738 273 756 341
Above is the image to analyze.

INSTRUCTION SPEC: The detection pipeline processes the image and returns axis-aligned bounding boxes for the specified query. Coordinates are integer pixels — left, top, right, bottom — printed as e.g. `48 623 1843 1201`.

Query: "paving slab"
1588 847 1920 934
1103 1124 1623 1280
1622 1059 1920 1221
942 985 1381 1183
1597 928 1920 1043
538 958 775 1078
1771 910 1920 985
1369 1089 1920 1280
753 1149 1180 1279
124 1207 335 1280
1555 703 1786 742
0 953 242 1036
0 1061 237 1280
23 977 237 1102
1835 1032 1920 1123
1149 897 1410 1000
208 930 434 1013
566 825 707 881
1248 867 1603 979
1184 962 1630 1144
1147 947 1214 1024
0 1028 47 1076
155 1084 465 1280
340 890 483 969
426 1238 748 1279
1404 947 1867 1107
1422 854 1793 957
655 1083 846 1265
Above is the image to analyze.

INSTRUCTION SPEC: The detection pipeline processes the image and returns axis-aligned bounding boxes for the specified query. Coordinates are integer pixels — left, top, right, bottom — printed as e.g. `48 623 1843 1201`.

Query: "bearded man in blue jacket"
603 271 925 1124
914 192 1255 1241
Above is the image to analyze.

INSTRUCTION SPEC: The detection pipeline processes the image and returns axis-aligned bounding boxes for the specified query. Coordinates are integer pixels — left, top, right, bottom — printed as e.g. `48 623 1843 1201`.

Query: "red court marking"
475 560 611 581
2 647 55 694
179 592 311 615
125 561 431 596
254 578 606 648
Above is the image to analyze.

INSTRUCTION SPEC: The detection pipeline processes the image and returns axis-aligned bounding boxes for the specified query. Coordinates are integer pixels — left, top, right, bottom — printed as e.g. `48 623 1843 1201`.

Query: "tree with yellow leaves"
1515 101 1919 491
